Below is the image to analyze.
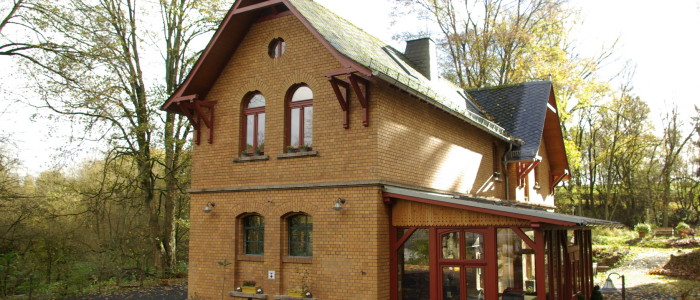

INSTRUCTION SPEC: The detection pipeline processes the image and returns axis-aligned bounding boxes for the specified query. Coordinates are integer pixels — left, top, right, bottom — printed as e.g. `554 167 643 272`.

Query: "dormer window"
242 92 266 154
268 37 285 58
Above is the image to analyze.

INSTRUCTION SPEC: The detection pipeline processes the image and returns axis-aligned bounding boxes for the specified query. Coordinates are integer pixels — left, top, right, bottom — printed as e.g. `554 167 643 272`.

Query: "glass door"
438 229 487 300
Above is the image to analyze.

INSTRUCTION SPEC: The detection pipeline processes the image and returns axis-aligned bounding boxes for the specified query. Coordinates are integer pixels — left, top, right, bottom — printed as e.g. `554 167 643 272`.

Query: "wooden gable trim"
172 98 217 145
162 0 373 118
232 0 284 15
550 170 568 194
517 160 540 186
325 69 371 128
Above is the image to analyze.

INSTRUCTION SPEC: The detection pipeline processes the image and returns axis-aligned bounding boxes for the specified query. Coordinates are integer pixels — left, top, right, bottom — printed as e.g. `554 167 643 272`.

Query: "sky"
2 0 699 176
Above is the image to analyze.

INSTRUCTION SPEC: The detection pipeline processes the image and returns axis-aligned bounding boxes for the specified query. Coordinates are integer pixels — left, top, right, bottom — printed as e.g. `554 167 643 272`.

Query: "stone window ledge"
238 255 264 262
234 155 270 163
281 256 312 264
277 151 318 159
274 296 317 300
229 291 267 299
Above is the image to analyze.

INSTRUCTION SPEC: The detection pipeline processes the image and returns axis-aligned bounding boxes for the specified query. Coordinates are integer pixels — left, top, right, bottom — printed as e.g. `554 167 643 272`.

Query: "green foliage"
592 227 636 246
592 246 631 268
635 223 652 234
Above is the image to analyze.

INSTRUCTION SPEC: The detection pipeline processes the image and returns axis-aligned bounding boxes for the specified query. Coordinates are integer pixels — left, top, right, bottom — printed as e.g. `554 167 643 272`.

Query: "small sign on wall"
268 270 275 279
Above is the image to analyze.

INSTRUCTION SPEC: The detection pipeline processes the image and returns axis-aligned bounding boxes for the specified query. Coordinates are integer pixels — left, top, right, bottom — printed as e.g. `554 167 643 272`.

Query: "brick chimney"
404 38 439 80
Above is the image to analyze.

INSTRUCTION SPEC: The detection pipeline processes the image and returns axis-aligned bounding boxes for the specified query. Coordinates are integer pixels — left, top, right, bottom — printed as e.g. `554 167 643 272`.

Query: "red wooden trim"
485 226 498 300
534 229 546 300
256 10 293 23
550 170 568 194
517 160 539 185
562 231 572 298
389 225 398 300
328 77 350 129
384 193 578 226
429 228 439 300
510 226 536 250
232 0 284 15
349 74 369 126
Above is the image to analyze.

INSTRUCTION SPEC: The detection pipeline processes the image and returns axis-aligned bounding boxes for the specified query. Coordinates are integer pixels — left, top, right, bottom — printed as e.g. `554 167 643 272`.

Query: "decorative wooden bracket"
328 77 350 129
325 68 370 128
517 160 540 186
550 170 568 194
174 95 217 145
349 74 369 127
511 226 536 249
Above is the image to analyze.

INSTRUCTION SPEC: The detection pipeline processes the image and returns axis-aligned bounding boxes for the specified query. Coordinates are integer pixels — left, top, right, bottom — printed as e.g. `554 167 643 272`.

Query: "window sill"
238 255 264 262
274 296 317 300
277 151 318 159
282 256 312 264
234 155 270 163
229 291 267 299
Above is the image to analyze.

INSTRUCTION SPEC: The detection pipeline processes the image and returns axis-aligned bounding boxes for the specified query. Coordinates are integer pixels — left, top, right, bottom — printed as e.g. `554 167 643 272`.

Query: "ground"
57 282 187 300
597 248 700 300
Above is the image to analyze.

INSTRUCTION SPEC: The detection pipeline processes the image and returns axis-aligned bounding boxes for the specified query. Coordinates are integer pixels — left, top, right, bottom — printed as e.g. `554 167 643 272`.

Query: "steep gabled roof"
161 0 510 142
467 81 551 160
467 81 570 175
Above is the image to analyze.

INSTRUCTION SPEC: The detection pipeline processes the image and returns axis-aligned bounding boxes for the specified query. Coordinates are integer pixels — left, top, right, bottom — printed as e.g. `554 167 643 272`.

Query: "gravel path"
57 283 187 300
599 248 700 300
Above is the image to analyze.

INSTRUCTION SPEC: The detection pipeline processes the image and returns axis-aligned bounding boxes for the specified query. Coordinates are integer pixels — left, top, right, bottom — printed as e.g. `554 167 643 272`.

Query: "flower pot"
242 286 257 294
639 232 647 238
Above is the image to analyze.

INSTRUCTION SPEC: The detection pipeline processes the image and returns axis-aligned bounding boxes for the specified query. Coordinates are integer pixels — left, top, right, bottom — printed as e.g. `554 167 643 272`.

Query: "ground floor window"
393 226 591 300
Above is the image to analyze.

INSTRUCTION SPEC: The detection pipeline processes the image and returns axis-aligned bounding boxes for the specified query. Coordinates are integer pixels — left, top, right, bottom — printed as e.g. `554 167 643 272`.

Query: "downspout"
503 142 514 201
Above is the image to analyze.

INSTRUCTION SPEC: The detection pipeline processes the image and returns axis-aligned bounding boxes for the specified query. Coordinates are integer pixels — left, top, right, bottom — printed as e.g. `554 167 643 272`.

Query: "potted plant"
240 150 249 157
299 144 310 152
286 145 296 153
241 280 257 294
253 147 263 156
634 223 651 238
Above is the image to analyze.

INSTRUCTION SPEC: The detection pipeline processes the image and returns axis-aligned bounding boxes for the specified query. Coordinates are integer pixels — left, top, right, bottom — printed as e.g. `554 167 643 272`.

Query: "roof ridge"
466 80 552 92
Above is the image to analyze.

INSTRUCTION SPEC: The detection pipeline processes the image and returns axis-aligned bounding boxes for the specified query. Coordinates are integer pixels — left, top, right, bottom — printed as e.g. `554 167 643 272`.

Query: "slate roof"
467 81 553 161
289 0 508 140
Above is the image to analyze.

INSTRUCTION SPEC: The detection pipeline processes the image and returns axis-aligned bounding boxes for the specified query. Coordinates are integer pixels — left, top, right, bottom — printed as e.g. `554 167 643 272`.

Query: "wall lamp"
203 202 216 213
600 272 625 300
332 198 346 211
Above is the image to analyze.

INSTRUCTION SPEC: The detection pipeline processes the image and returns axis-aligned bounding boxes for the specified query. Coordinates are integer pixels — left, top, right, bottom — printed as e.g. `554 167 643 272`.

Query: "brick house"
161 0 617 299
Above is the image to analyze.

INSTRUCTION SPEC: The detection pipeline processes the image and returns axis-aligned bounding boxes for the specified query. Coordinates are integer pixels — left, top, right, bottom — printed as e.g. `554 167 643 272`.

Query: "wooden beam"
349 74 369 126
535 228 546 300
232 0 284 15
328 77 350 129
550 170 568 194
511 226 536 250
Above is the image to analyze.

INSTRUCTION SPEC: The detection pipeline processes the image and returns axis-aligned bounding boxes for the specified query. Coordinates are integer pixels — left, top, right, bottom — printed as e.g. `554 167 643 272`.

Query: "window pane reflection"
442 232 460 259
303 107 312 146
465 232 483 260
465 268 485 300
442 267 460 300
246 115 254 151
398 229 429 300
257 113 265 151
290 108 300 147
497 228 536 295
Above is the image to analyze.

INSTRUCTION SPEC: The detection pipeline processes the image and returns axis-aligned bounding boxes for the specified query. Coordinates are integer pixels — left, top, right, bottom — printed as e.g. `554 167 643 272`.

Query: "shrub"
675 222 694 237
634 223 651 234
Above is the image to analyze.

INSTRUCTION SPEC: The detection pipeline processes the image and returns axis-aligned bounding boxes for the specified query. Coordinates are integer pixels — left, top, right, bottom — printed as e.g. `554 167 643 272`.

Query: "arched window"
243 215 264 255
287 214 312 257
287 85 313 149
268 37 286 58
243 93 266 154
